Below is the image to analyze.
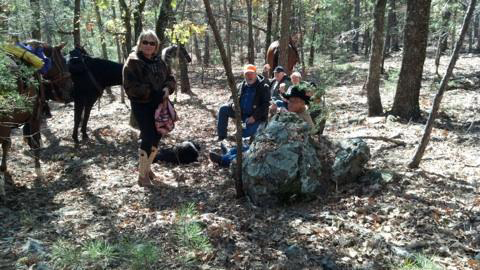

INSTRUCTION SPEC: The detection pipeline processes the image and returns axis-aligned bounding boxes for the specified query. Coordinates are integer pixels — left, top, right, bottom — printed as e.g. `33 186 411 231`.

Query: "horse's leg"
81 100 95 141
23 121 42 178
72 98 83 144
43 101 52 118
0 128 12 173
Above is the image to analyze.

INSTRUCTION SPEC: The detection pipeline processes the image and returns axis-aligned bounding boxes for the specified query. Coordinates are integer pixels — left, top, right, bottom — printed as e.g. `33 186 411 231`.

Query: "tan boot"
147 147 161 185
138 149 152 187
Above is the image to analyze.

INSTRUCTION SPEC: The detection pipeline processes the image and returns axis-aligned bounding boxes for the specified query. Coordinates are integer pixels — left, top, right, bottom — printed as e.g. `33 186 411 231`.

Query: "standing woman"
123 30 176 187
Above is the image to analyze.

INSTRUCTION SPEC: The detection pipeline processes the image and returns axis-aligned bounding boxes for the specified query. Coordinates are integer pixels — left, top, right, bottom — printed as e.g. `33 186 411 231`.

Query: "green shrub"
175 203 212 264
396 253 443 270
51 239 82 270
83 239 119 269
0 50 37 117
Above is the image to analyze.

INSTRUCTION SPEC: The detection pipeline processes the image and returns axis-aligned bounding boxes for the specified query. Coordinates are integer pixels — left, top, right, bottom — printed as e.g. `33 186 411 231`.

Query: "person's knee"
218 104 230 117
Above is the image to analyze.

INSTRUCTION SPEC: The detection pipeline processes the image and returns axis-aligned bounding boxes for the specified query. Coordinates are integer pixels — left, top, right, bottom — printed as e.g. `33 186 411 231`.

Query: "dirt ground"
0 51 479 269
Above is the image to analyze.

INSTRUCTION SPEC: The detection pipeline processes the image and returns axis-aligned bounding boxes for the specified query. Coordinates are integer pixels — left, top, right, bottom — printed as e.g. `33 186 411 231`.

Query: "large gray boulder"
332 139 371 185
239 113 325 206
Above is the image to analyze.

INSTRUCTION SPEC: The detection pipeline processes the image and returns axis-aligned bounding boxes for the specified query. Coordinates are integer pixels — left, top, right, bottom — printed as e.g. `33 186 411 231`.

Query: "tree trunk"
73 0 81 47
203 0 244 198
440 5 451 53
308 25 317 66
468 18 473 52
246 0 254 64
391 0 432 120
93 1 108 59
112 5 123 62
364 28 370 56
204 32 210 66
118 0 132 52
94 0 112 96
365 0 386 116
409 0 476 168
273 0 282 40
308 7 320 67
155 0 173 49
112 4 125 103
30 0 41 39
265 0 274 55
298 2 306 75
352 0 360 54
389 0 399 51
278 0 292 68
42 0 53 44
133 0 147 42
223 0 232 65
178 46 192 94
450 7 457 51
193 33 202 64
475 13 480 51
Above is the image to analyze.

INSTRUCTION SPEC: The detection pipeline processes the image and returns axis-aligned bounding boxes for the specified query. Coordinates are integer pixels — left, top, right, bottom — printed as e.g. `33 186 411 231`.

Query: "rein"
80 56 104 96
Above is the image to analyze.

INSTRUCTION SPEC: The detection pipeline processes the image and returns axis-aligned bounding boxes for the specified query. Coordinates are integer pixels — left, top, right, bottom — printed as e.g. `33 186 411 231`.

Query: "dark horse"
68 47 123 143
0 43 73 180
265 39 300 77
161 44 192 68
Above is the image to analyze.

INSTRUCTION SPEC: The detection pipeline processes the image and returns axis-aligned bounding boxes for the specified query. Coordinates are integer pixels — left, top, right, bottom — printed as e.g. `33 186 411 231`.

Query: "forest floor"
0 50 479 270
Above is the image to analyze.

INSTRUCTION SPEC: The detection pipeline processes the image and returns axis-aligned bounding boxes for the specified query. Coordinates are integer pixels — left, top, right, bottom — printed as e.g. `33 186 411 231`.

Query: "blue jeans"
273 99 288 109
217 104 260 139
221 145 250 166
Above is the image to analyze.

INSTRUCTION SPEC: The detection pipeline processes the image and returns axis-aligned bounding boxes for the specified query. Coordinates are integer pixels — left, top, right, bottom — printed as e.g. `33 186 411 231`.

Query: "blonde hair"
135 29 161 55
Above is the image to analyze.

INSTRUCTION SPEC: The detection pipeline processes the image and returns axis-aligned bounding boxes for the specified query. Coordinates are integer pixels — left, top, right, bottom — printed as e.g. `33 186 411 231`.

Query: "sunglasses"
142 40 156 46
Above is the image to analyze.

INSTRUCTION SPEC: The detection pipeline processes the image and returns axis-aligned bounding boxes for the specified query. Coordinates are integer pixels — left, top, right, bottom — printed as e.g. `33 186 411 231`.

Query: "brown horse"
0 43 73 182
265 40 300 77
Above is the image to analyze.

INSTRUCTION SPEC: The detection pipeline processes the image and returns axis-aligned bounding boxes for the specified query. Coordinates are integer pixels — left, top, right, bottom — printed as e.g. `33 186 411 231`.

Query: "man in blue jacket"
216 64 270 141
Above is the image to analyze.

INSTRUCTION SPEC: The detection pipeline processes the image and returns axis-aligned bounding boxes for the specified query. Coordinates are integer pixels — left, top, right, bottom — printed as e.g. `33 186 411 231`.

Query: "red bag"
154 99 178 135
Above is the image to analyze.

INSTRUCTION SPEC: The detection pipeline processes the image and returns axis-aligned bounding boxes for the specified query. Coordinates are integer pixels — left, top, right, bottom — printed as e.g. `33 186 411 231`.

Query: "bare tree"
278 0 292 68
409 0 476 168
133 0 147 42
30 0 41 39
247 0 254 64
155 0 173 49
118 0 132 52
265 0 274 55
391 0 432 120
203 32 210 66
73 0 81 47
365 0 387 116
352 0 360 54
203 0 245 198
223 0 233 65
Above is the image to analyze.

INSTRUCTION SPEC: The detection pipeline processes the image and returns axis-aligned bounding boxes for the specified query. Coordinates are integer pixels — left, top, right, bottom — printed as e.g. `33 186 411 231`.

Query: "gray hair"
291 71 302 79
135 29 160 55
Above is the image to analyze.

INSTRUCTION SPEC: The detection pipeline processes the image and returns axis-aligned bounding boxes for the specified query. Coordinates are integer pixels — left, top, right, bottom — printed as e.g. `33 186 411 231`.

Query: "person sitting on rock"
216 64 270 141
290 71 302 86
280 85 314 128
210 85 314 167
268 65 291 111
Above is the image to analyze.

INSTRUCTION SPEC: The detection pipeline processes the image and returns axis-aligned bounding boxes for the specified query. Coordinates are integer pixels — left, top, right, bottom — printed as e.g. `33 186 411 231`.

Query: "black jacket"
269 75 291 101
229 75 270 122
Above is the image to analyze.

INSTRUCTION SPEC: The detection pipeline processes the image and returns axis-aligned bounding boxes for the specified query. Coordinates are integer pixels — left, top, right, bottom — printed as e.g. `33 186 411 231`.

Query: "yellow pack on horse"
0 42 72 190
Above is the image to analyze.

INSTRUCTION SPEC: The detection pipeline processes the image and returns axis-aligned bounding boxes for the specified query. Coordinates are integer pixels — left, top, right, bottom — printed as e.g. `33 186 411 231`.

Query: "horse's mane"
161 45 192 66
161 45 178 63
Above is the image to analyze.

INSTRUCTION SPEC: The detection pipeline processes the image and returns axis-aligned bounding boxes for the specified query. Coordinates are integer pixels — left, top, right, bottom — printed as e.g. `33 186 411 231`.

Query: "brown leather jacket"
122 51 176 103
